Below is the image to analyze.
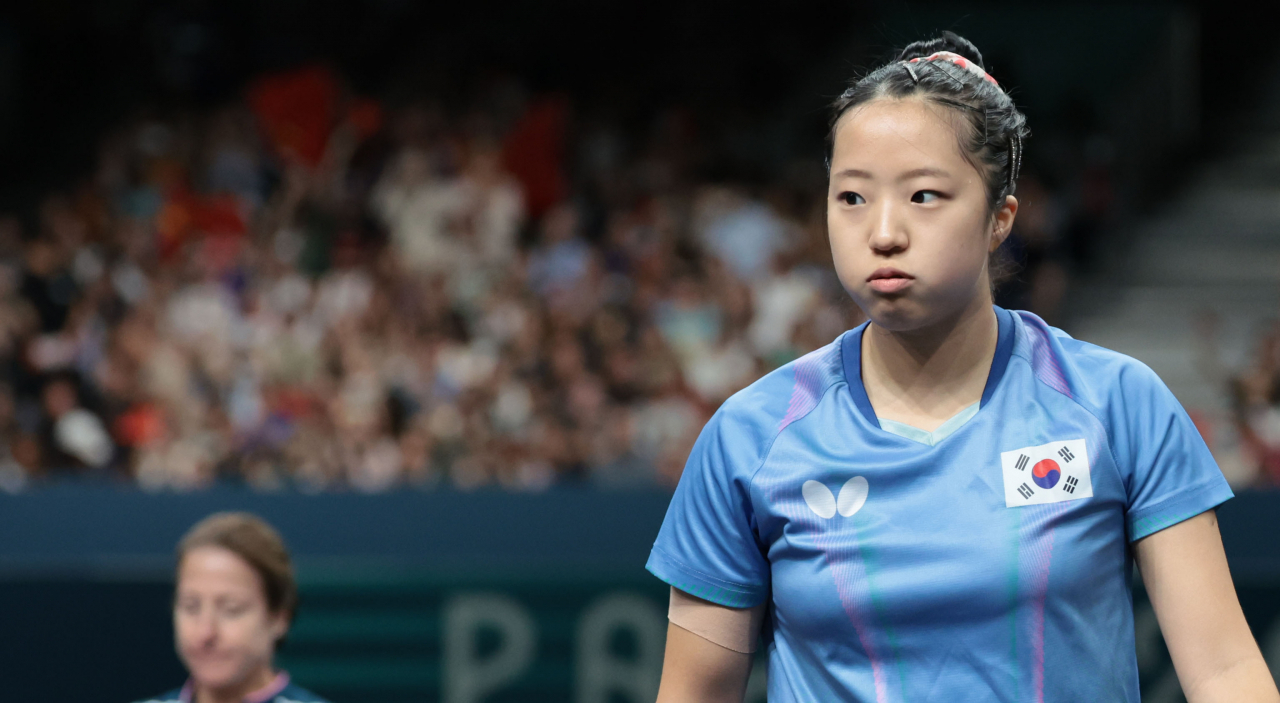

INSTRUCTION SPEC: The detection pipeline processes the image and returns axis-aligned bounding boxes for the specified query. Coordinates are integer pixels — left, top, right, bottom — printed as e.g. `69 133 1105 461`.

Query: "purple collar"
179 672 290 703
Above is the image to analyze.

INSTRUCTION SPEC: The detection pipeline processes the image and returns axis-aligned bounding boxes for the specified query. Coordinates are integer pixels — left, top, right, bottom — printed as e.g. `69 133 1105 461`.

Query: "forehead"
831 98 970 172
178 545 264 596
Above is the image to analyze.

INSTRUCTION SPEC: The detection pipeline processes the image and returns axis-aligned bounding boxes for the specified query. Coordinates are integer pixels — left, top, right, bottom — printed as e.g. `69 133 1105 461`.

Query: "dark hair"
176 512 298 630
827 32 1028 212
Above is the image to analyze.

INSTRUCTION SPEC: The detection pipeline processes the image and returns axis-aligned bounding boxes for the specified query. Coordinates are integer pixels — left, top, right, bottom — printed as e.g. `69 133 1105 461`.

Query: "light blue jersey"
648 307 1232 702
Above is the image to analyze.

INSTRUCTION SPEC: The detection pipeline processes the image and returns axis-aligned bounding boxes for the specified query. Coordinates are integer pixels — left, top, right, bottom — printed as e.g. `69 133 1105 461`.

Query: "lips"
867 267 914 294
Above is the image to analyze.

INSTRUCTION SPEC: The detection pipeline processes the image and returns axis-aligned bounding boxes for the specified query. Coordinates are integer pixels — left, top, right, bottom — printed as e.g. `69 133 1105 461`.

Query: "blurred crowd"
0 66 873 492
0 65 1106 493
1228 322 1280 486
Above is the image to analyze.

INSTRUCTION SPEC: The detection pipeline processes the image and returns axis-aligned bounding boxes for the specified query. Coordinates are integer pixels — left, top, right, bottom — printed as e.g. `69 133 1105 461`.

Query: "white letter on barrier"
443 593 536 703
575 593 666 703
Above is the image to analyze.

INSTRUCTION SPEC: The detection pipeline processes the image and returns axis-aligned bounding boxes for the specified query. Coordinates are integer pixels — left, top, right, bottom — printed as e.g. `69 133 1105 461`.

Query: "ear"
268 610 289 642
989 195 1018 252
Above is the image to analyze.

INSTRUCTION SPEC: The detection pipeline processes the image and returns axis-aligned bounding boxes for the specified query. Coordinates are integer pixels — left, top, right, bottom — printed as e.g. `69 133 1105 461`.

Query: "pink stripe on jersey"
778 343 840 434
244 672 290 703
764 340 891 702
820 521 891 702
764 471 890 703
179 672 290 703
1021 502 1071 703
1022 315 1072 398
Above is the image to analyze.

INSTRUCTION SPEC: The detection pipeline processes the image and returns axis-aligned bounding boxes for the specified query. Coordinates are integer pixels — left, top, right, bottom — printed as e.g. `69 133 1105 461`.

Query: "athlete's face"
174 546 286 693
827 98 1017 331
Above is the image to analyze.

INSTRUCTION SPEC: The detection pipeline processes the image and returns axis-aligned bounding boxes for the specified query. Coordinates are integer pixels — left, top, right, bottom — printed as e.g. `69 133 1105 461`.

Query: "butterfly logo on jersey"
1000 438 1092 507
802 476 869 519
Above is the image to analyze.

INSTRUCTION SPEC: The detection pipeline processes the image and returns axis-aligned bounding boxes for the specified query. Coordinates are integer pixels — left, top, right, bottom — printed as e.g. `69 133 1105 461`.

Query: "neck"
194 668 278 703
862 295 998 429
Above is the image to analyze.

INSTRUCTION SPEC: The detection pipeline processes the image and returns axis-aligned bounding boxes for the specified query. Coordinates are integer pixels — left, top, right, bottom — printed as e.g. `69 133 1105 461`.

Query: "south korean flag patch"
1000 439 1092 507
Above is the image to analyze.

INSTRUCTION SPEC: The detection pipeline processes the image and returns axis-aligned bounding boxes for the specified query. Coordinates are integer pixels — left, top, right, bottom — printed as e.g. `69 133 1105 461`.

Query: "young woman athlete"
648 33 1280 702
134 513 329 703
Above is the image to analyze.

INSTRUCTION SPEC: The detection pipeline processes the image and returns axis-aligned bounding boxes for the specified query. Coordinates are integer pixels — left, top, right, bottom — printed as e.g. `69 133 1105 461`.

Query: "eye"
221 602 250 617
838 191 865 206
911 190 942 204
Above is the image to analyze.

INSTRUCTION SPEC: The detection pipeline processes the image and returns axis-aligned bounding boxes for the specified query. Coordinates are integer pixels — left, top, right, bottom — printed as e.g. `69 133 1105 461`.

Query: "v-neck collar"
878 401 980 446
841 305 1014 434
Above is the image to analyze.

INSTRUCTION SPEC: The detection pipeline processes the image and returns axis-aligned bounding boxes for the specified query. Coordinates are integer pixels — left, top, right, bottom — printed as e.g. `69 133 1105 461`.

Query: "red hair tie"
906 51 999 87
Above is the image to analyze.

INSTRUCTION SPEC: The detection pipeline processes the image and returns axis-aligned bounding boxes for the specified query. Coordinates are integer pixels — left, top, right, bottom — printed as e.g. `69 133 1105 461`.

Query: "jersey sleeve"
1108 360 1234 541
647 401 772 608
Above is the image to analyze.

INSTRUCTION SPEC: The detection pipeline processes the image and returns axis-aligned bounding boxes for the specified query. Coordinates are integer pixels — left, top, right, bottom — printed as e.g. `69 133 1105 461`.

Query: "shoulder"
274 683 331 703
682 332 849 482
1008 309 1168 407
713 332 849 439
1059 333 1165 395
131 690 183 703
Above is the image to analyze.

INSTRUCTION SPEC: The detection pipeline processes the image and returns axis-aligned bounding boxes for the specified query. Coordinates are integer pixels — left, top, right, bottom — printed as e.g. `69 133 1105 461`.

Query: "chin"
860 285 980 334
859 294 929 331
188 659 249 689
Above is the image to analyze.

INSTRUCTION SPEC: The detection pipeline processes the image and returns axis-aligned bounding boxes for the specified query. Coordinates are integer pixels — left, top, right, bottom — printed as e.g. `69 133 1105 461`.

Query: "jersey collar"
179 672 290 703
841 305 1015 429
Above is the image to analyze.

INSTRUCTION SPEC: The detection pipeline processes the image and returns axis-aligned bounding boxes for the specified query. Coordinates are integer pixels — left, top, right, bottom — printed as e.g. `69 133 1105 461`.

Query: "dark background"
2 0 1279 212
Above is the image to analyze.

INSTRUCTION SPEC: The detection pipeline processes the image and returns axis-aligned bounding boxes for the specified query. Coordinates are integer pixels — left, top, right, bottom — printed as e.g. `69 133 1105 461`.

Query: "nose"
190 610 219 647
869 199 908 255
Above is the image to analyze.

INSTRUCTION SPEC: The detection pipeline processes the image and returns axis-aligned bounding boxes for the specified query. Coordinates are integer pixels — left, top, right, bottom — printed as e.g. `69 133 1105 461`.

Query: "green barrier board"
278 570 769 703
277 570 1279 703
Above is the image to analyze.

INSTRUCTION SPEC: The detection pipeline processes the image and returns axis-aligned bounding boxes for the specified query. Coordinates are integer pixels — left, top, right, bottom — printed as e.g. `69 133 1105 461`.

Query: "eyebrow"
832 167 952 181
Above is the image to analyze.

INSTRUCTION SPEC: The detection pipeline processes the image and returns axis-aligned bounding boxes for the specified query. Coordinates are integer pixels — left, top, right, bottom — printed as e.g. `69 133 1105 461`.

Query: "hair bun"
896 31 985 70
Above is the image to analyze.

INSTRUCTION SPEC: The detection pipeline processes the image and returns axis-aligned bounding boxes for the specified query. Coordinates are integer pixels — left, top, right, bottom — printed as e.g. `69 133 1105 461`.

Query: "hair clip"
1008 134 1023 190
931 60 970 91
902 62 919 84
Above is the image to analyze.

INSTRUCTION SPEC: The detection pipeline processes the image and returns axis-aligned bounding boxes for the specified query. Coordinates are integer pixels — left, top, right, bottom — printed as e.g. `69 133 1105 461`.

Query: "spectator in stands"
1230 323 1280 484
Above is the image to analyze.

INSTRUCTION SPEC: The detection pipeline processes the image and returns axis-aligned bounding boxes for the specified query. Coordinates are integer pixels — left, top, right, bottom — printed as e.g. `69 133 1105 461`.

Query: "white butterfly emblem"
802 476 869 519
